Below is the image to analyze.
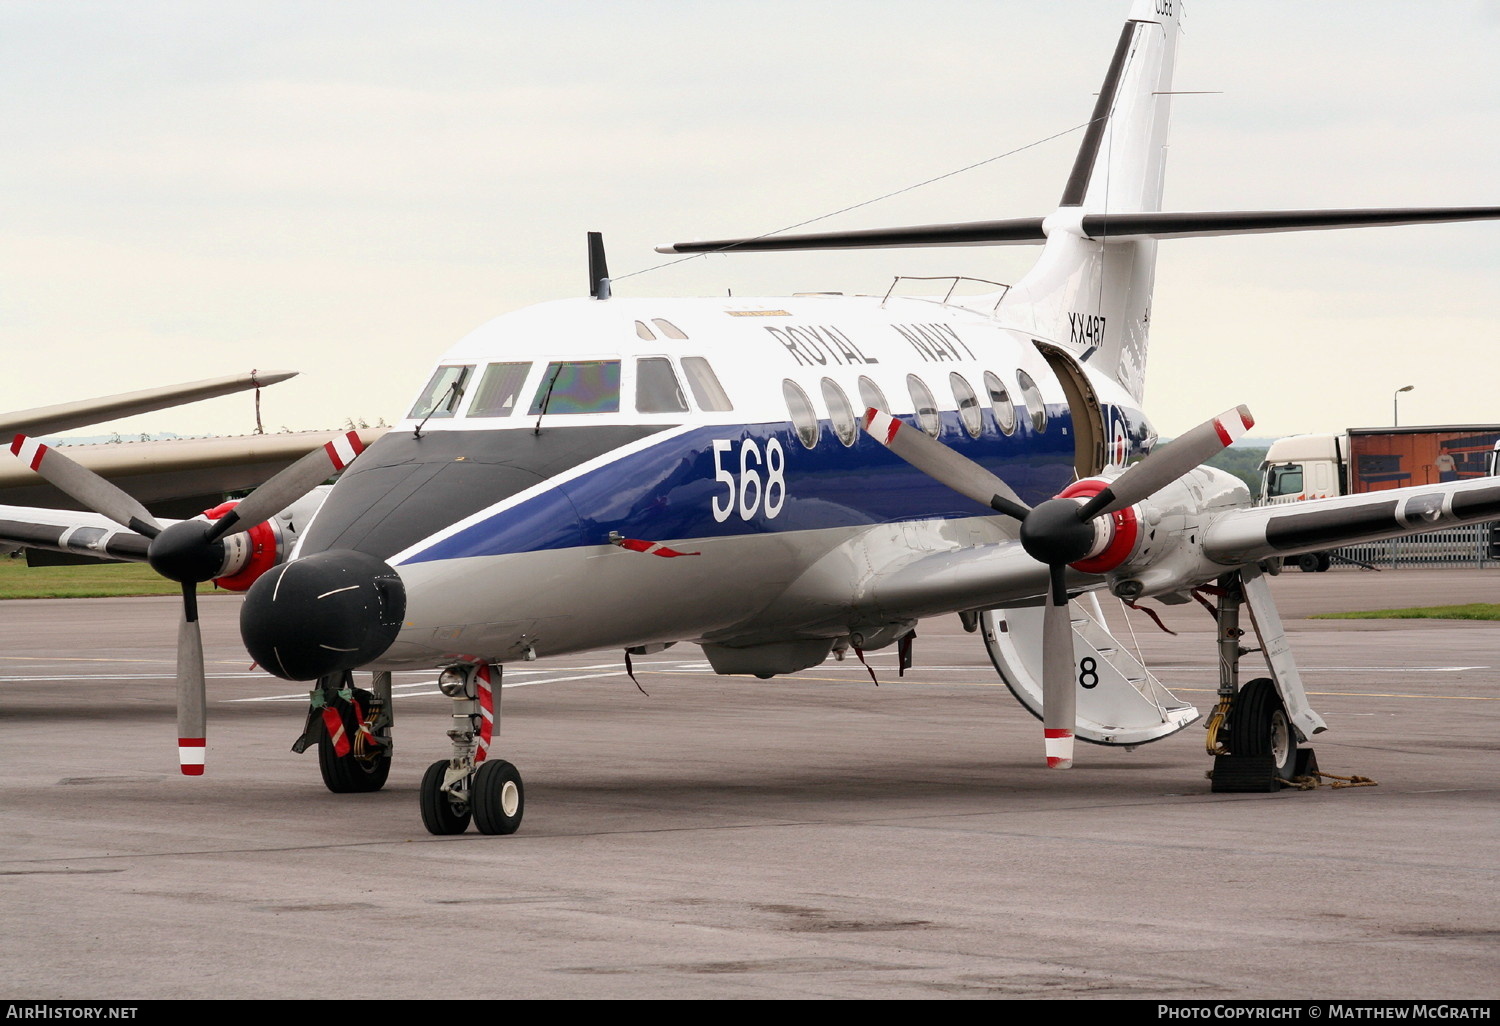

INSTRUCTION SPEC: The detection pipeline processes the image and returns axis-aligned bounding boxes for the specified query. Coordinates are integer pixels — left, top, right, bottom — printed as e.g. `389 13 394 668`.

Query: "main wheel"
1228 677 1297 782
472 760 524 836
420 760 471 835
317 686 390 793
319 737 391 793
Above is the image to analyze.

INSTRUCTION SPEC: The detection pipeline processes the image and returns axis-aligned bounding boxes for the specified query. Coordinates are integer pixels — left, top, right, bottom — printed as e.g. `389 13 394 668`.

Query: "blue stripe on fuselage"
399 405 1087 564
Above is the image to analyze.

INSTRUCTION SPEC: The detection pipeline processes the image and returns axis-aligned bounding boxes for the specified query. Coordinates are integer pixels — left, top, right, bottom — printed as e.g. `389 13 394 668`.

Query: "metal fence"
1331 521 1500 569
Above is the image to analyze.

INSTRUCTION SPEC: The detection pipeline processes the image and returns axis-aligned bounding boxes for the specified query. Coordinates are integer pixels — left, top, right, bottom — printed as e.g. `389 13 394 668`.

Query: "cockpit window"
468 362 533 418
636 357 689 414
681 357 734 411
652 318 689 340
527 360 621 415
408 364 472 420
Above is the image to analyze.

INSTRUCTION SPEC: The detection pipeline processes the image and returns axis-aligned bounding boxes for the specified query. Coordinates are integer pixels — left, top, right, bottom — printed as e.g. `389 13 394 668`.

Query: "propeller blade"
1078 406 1253 520
1041 564 1075 770
9 434 162 538
176 584 206 776
205 430 364 543
861 409 1032 520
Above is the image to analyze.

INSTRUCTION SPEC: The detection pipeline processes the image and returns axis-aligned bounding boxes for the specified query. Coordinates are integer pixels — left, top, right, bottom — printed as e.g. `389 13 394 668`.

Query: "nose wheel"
420 663 525 836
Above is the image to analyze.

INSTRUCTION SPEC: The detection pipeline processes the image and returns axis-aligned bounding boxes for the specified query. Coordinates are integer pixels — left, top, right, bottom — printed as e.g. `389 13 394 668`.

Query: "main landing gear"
1203 569 1322 792
419 662 524 836
295 670 393 793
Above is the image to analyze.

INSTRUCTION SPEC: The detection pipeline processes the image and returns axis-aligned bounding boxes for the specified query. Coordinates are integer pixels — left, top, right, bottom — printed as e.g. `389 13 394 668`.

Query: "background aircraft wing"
1 428 386 517
1 370 295 438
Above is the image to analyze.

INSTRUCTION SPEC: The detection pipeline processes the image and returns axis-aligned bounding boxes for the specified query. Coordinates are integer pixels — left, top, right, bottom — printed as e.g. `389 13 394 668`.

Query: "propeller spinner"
862 404 1252 769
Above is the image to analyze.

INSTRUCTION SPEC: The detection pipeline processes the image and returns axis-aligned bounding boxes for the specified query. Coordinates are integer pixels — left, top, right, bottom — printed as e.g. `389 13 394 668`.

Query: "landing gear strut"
419 663 524 836
1205 570 1319 792
295 670 392 793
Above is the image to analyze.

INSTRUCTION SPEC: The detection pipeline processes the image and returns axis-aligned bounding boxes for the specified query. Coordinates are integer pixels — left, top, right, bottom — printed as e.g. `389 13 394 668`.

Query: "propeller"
862 404 1253 769
8 430 366 774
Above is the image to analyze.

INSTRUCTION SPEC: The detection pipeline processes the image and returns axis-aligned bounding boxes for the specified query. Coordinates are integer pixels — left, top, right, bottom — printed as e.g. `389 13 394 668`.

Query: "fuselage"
291 291 1154 674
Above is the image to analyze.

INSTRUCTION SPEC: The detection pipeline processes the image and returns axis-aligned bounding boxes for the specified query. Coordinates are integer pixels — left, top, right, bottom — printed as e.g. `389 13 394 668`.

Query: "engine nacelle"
202 486 329 592
1102 466 1254 600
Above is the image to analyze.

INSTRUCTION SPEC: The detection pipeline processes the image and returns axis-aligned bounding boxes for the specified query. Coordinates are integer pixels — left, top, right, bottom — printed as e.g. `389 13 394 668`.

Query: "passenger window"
950 372 982 439
408 364 473 420
527 360 621 415
857 376 889 416
783 379 820 449
635 357 689 414
984 371 1016 436
906 374 941 438
682 357 734 411
468 362 533 418
821 378 857 447
1016 369 1046 433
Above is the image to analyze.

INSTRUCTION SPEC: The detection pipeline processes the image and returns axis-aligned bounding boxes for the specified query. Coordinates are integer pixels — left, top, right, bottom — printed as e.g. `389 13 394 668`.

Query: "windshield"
528 360 621 416
1265 463 1304 498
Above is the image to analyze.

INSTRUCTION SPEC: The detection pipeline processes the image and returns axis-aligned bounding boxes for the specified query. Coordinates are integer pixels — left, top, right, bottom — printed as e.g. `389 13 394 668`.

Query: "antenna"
588 231 611 299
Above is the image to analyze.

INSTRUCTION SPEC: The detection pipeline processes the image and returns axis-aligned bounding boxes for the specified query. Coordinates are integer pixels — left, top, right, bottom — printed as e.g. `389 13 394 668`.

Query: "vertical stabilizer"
1006 0 1183 402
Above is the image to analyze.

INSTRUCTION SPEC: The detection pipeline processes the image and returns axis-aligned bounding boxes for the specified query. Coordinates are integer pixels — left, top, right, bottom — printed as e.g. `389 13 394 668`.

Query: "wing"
1204 477 1500 566
0 505 152 562
0 428 387 512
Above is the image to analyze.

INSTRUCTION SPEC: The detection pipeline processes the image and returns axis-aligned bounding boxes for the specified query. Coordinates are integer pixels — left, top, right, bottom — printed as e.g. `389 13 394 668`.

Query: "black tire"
317 687 389 793
1228 678 1297 781
1296 553 1323 573
319 737 391 793
1316 552 1333 572
420 760 471 835
472 760 524 836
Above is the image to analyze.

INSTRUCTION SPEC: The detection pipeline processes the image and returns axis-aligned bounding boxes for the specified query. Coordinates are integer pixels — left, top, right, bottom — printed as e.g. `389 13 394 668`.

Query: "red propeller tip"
1044 728 1074 770
178 738 205 776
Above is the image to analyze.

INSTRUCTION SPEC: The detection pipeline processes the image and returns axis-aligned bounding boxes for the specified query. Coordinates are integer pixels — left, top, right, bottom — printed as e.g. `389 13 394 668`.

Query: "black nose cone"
240 550 406 681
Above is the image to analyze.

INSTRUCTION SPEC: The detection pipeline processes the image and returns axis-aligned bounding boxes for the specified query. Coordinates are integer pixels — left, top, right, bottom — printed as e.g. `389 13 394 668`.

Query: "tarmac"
1 567 1496 1000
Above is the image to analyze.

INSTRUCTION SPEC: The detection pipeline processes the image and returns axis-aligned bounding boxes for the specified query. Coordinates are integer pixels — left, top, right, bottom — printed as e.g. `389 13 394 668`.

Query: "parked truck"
1259 425 1500 571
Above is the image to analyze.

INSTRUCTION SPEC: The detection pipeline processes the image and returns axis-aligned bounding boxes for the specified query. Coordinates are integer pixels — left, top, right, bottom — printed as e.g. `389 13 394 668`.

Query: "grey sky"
3 1 1497 441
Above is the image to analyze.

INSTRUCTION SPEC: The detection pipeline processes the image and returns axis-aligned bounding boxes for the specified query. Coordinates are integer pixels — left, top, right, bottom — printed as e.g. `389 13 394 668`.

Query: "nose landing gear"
419 663 525 836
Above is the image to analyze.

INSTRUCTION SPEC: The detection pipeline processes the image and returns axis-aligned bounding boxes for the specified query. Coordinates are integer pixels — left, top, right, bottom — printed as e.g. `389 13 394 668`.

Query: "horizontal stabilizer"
657 206 1499 255
1082 206 1500 240
655 217 1048 254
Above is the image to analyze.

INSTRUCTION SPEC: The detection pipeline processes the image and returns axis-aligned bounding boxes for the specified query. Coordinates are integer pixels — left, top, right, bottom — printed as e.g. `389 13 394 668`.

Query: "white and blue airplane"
6 0 1500 834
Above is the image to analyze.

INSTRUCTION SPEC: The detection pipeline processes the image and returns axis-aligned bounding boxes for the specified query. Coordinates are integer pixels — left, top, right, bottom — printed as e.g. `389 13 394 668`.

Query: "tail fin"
1007 2 1184 402
655 0 1496 406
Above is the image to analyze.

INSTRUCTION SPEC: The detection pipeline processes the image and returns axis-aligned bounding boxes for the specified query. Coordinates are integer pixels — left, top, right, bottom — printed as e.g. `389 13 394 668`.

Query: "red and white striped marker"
1044 728 1074 770
10 434 46 470
178 737 206 776
321 706 350 757
862 409 901 445
611 537 701 558
1212 407 1254 447
323 430 365 471
475 664 495 765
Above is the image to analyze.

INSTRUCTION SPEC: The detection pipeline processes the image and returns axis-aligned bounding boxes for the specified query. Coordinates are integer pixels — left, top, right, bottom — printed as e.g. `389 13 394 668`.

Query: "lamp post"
1393 384 1414 426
